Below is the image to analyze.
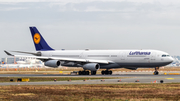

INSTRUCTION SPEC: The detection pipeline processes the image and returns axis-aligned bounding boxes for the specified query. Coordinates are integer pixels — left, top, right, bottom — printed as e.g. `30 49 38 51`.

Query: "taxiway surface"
0 74 179 77
0 74 180 85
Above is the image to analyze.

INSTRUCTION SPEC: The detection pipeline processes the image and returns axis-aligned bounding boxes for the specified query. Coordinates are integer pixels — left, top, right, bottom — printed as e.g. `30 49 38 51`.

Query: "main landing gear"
154 67 159 75
91 71 97 75
78 71 89 75
78 71 96 75
101 70 112 75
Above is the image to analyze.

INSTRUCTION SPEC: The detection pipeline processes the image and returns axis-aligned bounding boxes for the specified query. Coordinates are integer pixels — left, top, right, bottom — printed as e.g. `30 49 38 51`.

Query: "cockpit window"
162 55 166 57
162 55 170 57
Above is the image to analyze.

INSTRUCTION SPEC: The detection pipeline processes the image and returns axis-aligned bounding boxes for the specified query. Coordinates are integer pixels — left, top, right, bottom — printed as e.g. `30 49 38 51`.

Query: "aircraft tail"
29 27 54 51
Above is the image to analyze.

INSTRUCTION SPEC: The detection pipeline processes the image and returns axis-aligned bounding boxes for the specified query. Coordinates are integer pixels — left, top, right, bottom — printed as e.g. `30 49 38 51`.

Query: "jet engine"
44 60 61 67
83 63 100 71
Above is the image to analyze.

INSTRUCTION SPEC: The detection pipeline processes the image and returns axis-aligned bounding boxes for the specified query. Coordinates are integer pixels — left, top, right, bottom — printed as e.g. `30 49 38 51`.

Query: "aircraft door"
151 52 156 62
119 51 125 61
81 51 87 59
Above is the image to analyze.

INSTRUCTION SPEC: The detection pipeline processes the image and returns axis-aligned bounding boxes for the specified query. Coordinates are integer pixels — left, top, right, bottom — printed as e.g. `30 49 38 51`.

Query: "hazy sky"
0 0 180 57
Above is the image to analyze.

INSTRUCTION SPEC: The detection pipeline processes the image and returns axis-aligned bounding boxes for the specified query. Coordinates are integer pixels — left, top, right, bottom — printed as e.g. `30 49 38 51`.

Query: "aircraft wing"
4 51 111 64
47 57 110 64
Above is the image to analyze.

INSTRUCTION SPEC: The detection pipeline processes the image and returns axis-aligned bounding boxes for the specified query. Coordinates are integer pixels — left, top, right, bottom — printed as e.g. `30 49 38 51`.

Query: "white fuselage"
40 49 173 69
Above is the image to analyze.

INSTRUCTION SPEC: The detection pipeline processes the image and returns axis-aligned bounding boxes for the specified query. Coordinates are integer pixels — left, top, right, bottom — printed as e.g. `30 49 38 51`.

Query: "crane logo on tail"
34 33 41 44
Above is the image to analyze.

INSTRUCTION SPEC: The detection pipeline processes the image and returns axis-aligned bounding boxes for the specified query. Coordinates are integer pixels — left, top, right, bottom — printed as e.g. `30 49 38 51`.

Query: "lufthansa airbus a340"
4 27 174 75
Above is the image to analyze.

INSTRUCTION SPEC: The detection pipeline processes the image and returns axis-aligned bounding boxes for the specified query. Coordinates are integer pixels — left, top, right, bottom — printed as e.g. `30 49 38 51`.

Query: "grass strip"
0 83 180 101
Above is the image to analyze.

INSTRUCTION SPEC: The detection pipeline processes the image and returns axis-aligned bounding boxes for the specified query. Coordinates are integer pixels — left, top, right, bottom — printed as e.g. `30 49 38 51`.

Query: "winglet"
4 50 14 56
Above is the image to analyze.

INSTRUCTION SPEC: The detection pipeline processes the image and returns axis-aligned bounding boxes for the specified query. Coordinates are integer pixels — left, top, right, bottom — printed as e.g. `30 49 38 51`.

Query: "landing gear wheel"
86 71 89 75
83 71 85 75
91 71 97 75
78 71 90 75
105 71 109 75
101 71 105 75
109 71 112 75
102 70 112 75
154 67 159 75
78 71 82 75
154 71 159 75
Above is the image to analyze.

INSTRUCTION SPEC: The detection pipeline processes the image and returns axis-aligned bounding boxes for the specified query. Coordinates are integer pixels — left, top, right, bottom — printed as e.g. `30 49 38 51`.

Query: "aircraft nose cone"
169 57 174 63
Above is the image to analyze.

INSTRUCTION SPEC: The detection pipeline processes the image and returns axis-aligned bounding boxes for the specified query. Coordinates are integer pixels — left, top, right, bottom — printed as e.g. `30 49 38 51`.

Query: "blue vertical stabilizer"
30 27 54 51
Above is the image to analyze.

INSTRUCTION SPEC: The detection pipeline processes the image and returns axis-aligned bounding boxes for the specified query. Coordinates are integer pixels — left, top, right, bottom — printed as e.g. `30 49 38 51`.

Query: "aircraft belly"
100 63 120 69
117 62 171 67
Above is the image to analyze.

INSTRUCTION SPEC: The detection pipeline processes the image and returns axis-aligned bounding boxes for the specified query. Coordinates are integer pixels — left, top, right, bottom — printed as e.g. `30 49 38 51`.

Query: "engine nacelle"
44 60 61 68
83 63 100 71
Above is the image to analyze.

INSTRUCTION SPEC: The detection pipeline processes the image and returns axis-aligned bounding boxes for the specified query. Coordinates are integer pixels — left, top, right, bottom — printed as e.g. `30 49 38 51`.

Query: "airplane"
4 27 174 75
0 60 44 68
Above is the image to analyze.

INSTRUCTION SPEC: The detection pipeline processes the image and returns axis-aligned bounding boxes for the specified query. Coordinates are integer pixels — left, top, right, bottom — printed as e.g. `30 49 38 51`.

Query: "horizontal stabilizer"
4 50 14 56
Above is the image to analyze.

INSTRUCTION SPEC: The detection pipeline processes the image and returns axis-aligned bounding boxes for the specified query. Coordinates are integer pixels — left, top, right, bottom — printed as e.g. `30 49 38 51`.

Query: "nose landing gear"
154 67 159 75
